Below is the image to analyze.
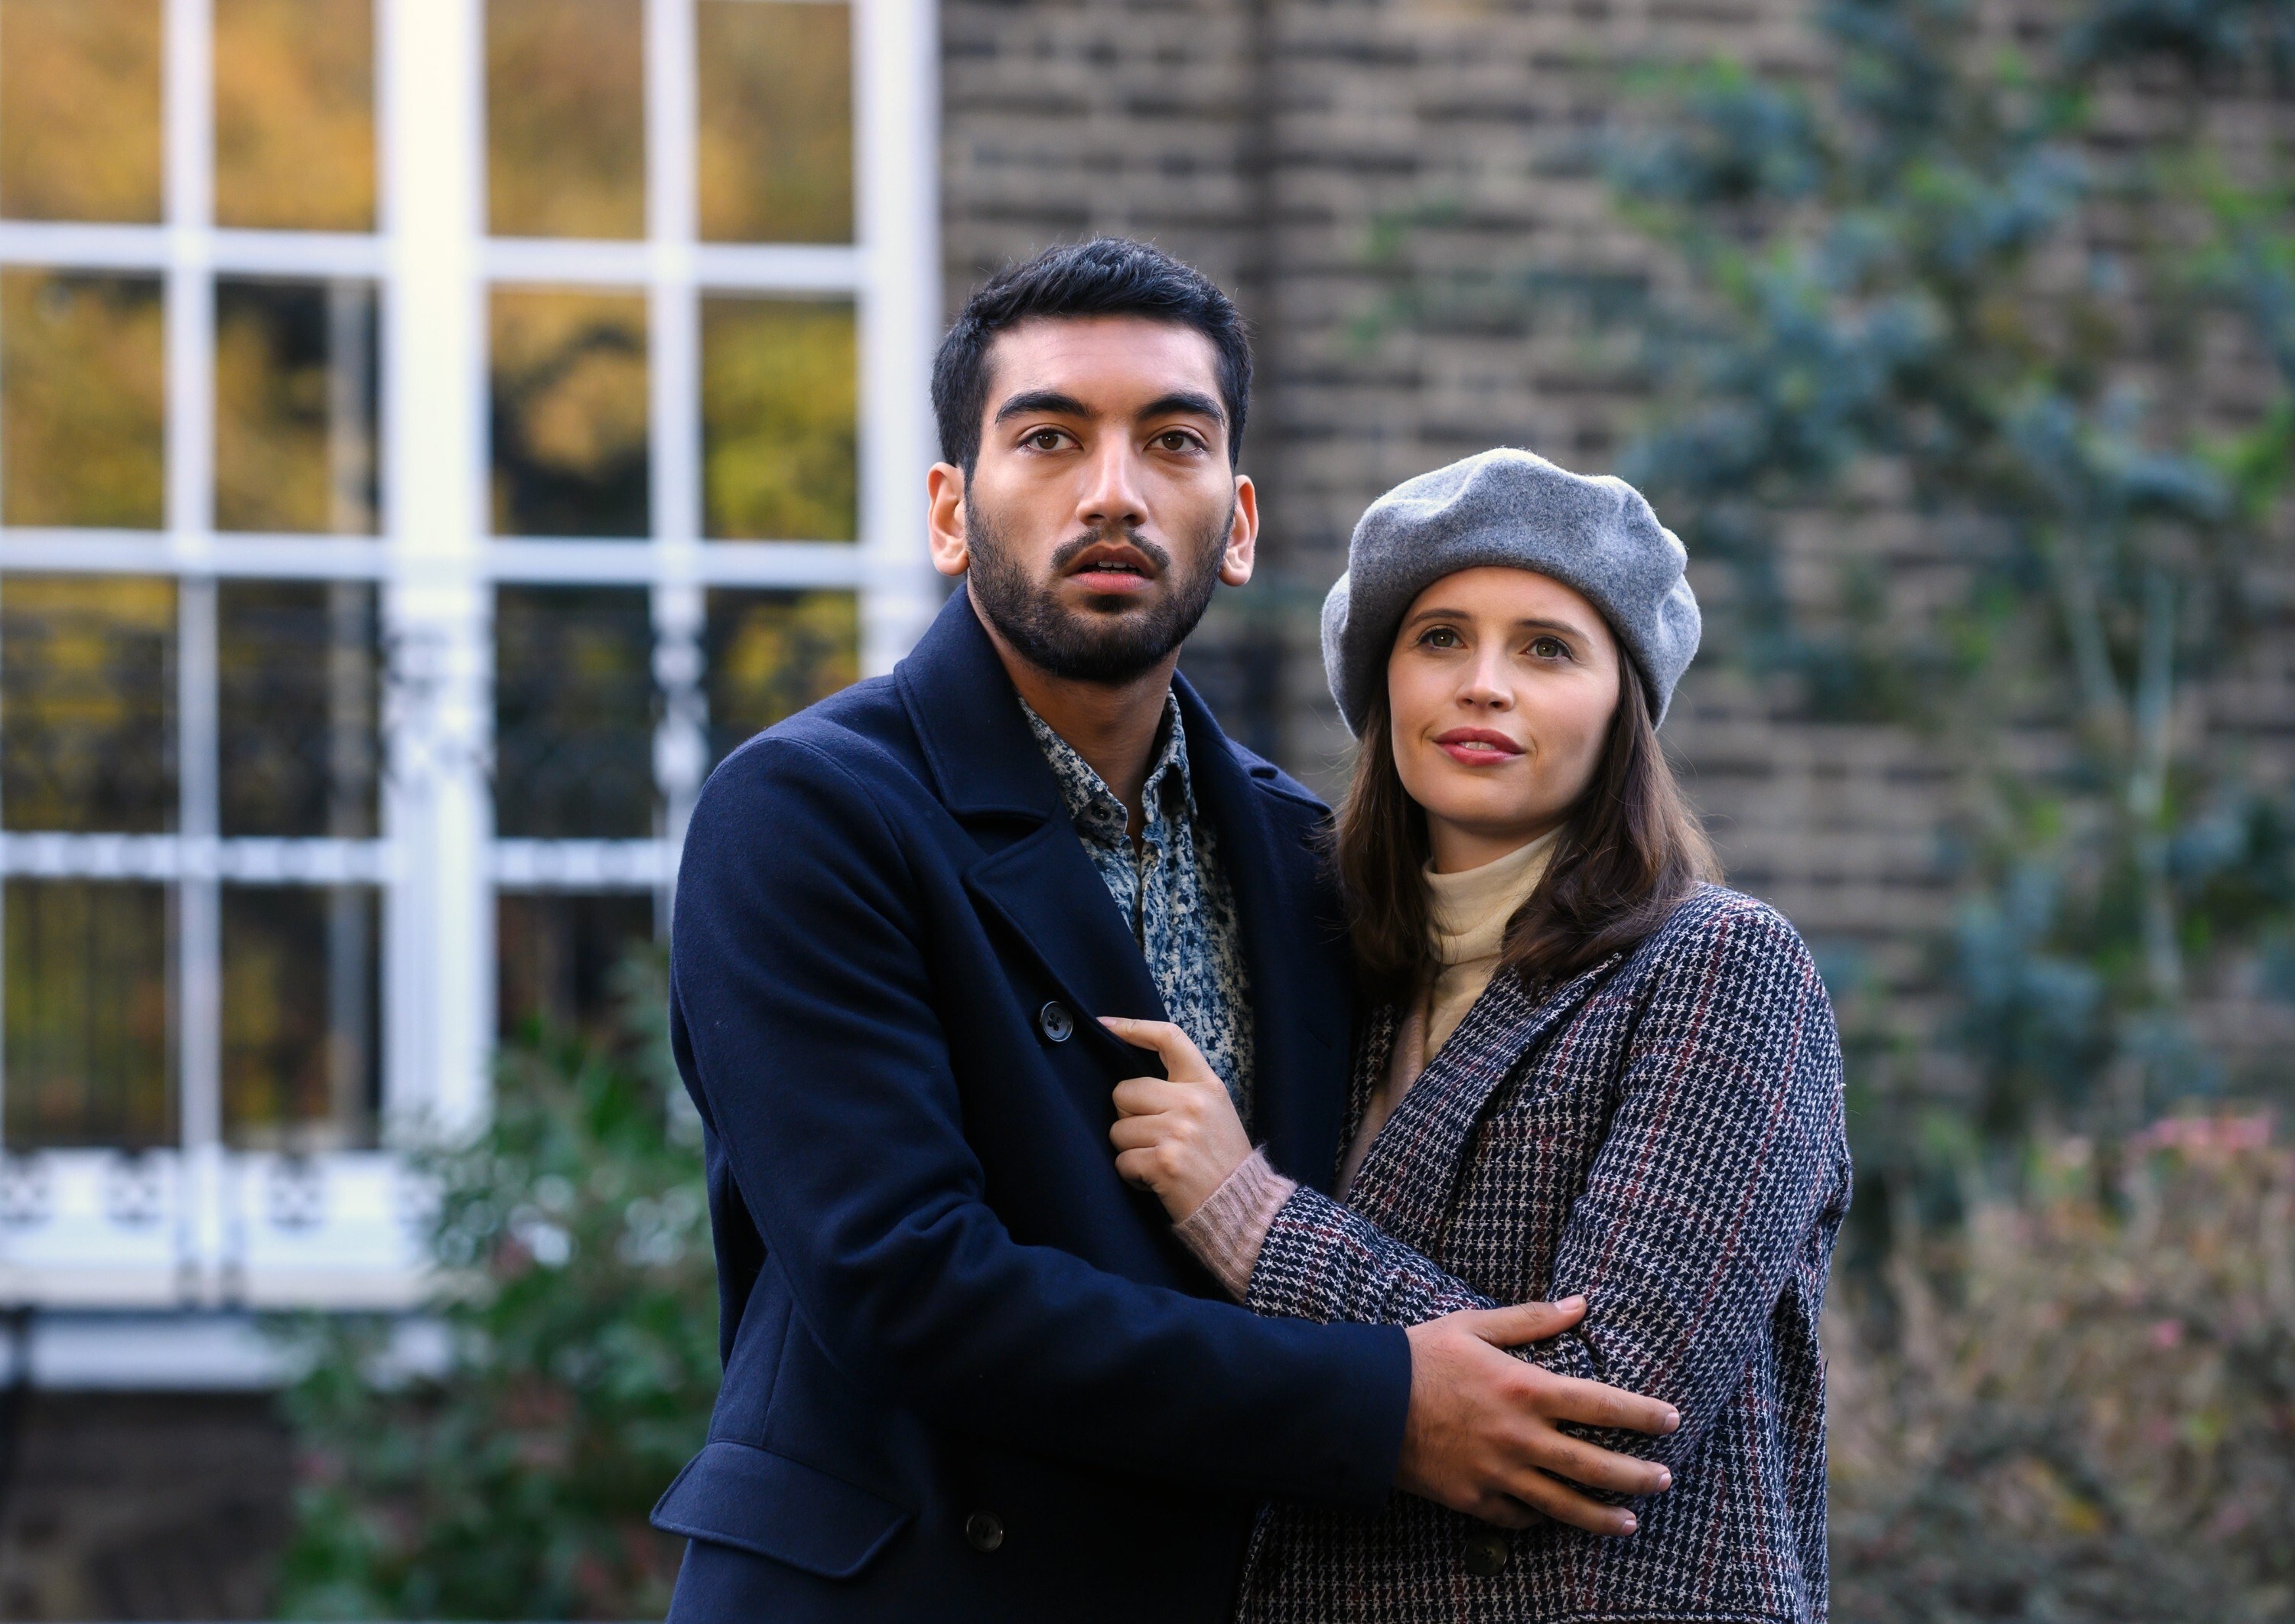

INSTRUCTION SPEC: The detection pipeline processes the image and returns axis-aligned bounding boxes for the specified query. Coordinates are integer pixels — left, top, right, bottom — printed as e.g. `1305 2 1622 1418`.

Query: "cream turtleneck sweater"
1175 828 1561 1297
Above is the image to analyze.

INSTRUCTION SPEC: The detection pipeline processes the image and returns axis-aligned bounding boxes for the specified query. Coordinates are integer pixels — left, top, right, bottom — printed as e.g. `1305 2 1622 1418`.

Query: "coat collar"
894 587 1353 1184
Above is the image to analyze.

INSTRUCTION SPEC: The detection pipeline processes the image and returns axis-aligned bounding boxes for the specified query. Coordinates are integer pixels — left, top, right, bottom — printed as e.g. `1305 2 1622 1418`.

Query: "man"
653 239 1675 1622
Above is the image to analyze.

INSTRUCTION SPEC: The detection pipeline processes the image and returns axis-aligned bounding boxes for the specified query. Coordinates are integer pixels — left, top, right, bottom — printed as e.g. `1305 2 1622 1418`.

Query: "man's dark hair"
932 238 1252 475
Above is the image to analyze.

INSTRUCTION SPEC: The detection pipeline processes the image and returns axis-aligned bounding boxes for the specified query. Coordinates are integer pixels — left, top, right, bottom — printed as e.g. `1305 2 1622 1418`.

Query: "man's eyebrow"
1138 390 1226 425
992 389 1092 425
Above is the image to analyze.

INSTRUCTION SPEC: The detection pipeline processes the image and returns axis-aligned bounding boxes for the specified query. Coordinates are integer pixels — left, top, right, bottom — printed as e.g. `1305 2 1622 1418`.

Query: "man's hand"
1398 1299 1678 1536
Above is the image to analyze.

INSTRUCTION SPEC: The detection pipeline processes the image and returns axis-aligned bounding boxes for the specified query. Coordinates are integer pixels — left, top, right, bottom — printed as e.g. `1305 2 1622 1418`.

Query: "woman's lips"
1433 728 1525 766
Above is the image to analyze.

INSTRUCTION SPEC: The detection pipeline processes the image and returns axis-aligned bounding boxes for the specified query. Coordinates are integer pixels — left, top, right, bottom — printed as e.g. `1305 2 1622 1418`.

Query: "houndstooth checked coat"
1238 885 1851 1623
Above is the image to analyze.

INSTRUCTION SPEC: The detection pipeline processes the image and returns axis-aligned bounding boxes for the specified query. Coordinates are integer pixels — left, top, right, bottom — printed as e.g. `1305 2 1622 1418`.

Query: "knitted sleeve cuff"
1172 1147 1299 1301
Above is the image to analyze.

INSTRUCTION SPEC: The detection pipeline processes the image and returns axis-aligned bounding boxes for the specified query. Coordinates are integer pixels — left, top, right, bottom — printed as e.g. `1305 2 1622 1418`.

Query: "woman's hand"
1100 1017 1253 1222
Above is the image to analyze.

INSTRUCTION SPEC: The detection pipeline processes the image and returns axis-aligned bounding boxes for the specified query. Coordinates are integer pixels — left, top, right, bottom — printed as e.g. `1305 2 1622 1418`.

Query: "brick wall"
939 0 2295 1079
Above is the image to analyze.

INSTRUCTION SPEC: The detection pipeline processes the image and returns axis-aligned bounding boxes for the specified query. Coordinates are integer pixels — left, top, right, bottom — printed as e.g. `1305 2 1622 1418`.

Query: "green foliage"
272 949 718 1620
1607 0 2295 1148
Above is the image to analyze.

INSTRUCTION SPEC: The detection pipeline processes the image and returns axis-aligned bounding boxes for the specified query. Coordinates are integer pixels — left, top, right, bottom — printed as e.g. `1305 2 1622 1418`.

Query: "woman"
1104 449 1851 1623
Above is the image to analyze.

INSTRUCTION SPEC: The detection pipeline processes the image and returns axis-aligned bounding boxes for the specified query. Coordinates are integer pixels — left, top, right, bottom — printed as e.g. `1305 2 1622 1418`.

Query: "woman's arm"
1248 897 1851 1477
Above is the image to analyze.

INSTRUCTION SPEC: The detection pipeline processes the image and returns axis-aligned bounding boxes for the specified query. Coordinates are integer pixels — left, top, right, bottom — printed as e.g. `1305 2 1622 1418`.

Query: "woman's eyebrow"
1401 608 1590 640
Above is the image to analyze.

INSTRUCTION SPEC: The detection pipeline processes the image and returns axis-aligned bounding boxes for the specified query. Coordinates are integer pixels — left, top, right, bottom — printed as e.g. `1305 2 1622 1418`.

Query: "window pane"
2 576 176 834
705 589 856 766
495 586 656 838
702 297 856 541
5 879 171 1149
487 0 643 239
0 272 164 529
216 278 379 534
220 582 379 838
223 884 377 1150
497 890 653 1043
0 0 162 223
490 288 649 537
696 0 851 244
213 0 375 231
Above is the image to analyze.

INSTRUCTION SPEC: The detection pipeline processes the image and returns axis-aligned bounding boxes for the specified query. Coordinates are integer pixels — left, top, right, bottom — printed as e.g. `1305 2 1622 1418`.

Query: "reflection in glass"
2 576 176 833
487 0 643 239
495 586 656 838
696 0 851 244
0 0 162 223
5 879 172 1149
702 297 856 541
213 0 375 230
216 278 379 534
705 589 857 766
0 272 164 529
223 884 377 1150
498 891 654 1043
490 288 649 536
220 582 379 838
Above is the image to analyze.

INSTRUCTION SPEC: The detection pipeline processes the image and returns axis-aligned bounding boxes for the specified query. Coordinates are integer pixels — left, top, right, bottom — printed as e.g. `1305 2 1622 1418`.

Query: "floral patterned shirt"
1021 694 1255 1125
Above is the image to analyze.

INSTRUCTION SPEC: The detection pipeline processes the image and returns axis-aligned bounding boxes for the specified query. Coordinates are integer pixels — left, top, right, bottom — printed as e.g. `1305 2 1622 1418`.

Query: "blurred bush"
270 949 717 1620
1829 1114 2295 1621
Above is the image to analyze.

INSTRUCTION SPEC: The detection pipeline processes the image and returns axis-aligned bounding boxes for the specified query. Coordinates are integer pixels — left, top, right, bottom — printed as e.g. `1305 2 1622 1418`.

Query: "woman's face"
1386 566 1623 874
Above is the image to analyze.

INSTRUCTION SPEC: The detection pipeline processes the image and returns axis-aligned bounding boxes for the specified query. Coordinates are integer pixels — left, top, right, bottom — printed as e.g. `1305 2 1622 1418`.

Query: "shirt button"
965 1510 1005 1552
1463 1530 1509 1577
1038 1001 1073 1043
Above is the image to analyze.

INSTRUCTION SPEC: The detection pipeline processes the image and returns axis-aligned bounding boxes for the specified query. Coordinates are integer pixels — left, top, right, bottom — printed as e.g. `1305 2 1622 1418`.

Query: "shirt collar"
1020 691 1194 842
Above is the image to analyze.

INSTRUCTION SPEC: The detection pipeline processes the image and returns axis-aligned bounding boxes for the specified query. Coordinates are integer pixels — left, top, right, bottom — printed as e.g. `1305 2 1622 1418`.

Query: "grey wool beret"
1320 448 1701 734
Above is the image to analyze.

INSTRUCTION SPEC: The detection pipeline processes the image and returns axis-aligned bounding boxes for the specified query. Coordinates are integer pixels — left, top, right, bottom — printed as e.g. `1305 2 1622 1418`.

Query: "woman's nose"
1459 653 1513 708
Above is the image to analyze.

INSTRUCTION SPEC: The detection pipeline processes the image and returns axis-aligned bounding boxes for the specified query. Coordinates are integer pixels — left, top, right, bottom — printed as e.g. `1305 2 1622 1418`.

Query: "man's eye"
1024 429 1065 451
1156 431 1198 451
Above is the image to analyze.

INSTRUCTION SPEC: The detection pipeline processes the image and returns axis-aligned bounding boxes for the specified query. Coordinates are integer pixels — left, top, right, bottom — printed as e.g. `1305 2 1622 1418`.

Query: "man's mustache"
1049 528 1171 577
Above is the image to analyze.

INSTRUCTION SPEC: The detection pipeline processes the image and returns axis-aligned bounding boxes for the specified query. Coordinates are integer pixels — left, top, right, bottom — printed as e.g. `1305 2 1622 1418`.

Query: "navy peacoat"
653 588 1413 1622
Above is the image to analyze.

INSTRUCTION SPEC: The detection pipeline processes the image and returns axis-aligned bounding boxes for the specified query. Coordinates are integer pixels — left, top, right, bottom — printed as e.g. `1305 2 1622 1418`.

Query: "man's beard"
965 499 1231 684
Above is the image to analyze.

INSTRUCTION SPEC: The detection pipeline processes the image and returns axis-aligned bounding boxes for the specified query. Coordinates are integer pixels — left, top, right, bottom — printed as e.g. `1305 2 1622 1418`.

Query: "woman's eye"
1421 626 1461 649
1530 636 1569 659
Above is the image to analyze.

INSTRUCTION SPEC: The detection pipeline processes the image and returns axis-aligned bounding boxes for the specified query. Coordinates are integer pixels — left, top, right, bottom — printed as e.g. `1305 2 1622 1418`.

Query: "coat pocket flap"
651 1441 911 1580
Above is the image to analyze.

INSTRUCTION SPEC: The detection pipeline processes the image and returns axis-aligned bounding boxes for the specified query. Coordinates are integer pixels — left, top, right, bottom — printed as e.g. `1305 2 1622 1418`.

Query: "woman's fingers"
1098 1016 1220 1082
1110 1076 1194 1119
1535 1369 1680 1437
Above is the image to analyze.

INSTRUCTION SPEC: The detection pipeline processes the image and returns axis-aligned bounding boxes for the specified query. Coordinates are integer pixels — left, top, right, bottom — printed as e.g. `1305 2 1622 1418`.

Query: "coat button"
1463 1529 1509 1577
1037 1001 1073 1043
964 1510 1004 1552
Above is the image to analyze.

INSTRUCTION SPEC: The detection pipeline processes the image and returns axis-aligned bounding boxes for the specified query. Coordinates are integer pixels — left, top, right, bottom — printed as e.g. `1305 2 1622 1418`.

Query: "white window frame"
0 0 940 1320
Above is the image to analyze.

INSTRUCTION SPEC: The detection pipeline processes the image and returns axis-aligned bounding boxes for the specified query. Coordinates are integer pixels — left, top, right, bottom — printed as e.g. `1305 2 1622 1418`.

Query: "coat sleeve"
670 734 1410 1508
1245 900 1850 1477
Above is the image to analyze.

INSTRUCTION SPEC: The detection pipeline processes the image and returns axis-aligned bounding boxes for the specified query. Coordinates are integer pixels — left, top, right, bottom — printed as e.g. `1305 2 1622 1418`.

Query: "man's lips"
1433 727 1525 766
1066 542 1161 595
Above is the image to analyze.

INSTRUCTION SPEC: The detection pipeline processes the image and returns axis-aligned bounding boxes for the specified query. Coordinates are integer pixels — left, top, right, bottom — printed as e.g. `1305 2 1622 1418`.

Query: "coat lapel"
1347 957 1621 1252
1174 676 1352 1191
897 589 1167 1079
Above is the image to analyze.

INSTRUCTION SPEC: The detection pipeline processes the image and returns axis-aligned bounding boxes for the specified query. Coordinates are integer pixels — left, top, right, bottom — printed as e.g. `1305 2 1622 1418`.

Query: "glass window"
5 879 172 1149
216 278 379 535
2 576 176 835
0 271 165 529
702 296 856 541
212 0 376 232
223 884 378 1150
494 585 656 838
490 287 649 537
0 0 163 223
497 890 653 1043
219 582 379 838
705 588 857 766
486 0 644 239
696 0 851 244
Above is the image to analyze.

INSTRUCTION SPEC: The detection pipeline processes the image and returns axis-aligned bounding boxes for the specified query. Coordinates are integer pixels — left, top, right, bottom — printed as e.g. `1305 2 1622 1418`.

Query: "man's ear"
1219 475 1259 588
927 463 969 578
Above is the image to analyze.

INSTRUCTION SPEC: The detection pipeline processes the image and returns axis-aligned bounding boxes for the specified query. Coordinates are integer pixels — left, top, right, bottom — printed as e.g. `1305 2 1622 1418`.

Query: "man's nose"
1076 440 1149 530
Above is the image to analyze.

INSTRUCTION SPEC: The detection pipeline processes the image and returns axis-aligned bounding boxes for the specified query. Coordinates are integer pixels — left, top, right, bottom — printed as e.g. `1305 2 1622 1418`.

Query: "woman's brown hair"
1332 649 1720 1004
